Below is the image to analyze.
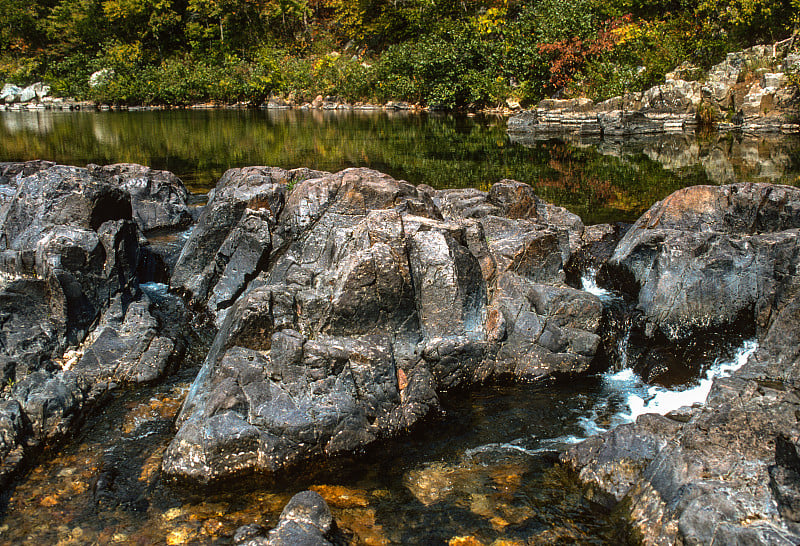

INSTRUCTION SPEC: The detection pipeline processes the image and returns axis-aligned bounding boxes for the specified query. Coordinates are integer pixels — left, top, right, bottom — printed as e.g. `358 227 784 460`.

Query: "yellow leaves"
474 7 507 36
105 41 143 68
103 0 146 21
608 19 664 46
695 0 791 28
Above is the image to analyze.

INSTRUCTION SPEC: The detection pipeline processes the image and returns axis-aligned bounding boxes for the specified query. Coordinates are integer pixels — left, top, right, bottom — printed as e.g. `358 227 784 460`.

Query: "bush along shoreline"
1 40 797 125
2 0 799 113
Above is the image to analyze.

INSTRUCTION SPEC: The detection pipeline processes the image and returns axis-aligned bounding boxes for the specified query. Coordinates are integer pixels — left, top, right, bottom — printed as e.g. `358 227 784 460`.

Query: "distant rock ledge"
509 40 800 137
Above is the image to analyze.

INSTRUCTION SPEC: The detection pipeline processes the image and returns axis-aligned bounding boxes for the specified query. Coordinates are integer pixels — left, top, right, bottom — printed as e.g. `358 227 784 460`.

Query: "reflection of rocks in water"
1 111 55 135
510 132 800 186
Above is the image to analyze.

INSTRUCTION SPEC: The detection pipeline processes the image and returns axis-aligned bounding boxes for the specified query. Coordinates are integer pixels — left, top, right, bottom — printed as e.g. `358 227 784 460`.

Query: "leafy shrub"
376 27 506 108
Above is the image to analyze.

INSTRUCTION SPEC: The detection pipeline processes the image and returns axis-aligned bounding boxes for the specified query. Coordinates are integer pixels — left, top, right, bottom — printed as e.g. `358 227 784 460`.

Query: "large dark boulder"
88 163 193 233
0 165 140 381
0 164 190 488
602 183 800 341
163 168 604 482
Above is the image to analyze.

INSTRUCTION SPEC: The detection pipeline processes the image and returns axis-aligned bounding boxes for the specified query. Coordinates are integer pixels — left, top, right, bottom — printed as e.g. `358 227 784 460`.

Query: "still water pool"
2 108 799 224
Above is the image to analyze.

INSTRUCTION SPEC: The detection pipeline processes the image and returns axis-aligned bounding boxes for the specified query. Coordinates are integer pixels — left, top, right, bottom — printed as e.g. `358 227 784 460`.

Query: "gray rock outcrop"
162 167 603 482
0 82 50 104
601 183 800 342
88 163 193 233
0 162 190 487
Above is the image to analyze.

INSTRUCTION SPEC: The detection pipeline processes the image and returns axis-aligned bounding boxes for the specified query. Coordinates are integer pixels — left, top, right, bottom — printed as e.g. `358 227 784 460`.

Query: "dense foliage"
1 0 798 108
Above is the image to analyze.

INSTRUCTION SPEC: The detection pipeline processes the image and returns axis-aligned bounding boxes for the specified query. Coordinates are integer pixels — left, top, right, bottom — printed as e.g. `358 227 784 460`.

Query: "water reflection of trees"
1 110 798 224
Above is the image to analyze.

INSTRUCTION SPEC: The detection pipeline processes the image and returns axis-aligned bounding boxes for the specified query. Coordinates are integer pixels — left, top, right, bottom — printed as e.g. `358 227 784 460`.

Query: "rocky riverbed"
0 159 799 544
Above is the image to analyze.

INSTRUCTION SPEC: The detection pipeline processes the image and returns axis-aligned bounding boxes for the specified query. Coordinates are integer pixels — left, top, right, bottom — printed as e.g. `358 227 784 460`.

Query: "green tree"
695 0 798 43
102 0 183 56
0 0 42 54
46 0 108 53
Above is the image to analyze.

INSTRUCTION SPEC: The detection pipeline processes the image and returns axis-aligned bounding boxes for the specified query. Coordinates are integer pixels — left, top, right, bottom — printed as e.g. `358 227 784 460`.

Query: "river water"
3 108 799 223
0 109 797 545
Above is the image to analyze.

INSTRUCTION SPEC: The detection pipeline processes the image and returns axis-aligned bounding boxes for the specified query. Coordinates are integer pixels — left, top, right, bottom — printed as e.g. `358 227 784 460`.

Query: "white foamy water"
606 338 758 423
580 267 618 302
461 269 758 461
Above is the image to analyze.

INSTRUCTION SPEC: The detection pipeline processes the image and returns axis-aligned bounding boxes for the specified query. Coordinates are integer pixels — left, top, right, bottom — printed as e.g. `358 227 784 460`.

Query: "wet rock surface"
163 167 604 482
170 165 327 323
0 162 191 487
234 492 343 545
601 183 800 340
563 182 800 544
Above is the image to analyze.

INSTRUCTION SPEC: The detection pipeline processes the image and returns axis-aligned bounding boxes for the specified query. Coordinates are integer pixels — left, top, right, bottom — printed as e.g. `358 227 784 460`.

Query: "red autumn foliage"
537 14 632 91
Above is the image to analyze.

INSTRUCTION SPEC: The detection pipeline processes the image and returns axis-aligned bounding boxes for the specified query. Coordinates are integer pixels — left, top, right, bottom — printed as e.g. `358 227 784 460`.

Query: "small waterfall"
580 267 616 302
577 264 758 432
616 326 632 370
612 339 758 422
581 266 634 371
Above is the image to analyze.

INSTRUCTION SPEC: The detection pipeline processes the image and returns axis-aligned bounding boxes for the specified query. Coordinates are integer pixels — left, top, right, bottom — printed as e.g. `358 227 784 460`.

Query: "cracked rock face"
163 168 603 482
87 163 193 233
0 164 140 382
0 163 189 487
601 183 800 343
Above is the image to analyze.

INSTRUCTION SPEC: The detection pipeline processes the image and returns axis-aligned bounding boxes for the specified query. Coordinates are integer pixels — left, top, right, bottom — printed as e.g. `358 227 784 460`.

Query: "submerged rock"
163 167 604 482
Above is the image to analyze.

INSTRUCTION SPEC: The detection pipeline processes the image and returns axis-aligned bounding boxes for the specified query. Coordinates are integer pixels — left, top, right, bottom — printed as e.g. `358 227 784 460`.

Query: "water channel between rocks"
0 109 797 544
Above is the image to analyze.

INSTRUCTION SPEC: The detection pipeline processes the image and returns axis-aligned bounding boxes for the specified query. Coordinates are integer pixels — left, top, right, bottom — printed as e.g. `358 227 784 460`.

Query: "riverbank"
0 95 521 116
509 40 800 137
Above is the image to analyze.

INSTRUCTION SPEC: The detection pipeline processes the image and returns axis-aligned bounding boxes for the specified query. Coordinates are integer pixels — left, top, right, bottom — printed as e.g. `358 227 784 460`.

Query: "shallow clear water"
2 109 799 224
0 369 628 545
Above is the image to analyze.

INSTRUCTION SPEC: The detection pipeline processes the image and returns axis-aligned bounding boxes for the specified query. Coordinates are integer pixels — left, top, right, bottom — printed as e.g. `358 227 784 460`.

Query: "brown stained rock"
164 168 605 483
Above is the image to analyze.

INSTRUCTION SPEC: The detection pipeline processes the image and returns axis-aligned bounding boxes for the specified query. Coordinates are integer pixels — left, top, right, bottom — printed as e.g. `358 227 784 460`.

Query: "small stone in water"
449 537 484 546
166 527 196 545
202 518 225 536
40 495 59 507
309 484 370 507
163 507 184 521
